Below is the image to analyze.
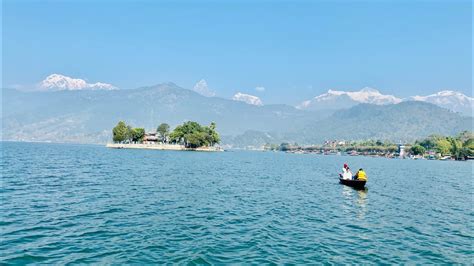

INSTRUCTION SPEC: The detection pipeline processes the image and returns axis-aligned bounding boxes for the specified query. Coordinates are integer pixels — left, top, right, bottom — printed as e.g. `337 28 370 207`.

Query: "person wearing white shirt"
341 163 353 180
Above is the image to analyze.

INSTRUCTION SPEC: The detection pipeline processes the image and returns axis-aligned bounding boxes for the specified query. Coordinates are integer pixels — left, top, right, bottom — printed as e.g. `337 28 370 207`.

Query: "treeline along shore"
107 121 223 152
265 131 474 161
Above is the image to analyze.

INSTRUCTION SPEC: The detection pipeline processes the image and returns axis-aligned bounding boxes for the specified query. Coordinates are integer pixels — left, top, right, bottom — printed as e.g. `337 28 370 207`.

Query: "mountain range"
2 82 472 147
408 90 473 115
297 87 473 116
39 73 118 91
1 83 320 144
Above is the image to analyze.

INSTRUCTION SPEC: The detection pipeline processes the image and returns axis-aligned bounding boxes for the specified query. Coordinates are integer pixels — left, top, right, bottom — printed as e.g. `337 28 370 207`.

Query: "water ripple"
1 142 473 264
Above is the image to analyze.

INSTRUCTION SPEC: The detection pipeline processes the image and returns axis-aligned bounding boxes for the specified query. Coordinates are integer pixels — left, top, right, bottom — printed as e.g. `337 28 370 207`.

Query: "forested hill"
291 101 472 144
226 102 473 147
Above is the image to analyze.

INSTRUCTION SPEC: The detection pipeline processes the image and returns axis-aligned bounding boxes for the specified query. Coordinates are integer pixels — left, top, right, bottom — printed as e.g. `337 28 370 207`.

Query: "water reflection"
342 184 353 198
341 185 368 219
341 185 353 214
356 188 368 219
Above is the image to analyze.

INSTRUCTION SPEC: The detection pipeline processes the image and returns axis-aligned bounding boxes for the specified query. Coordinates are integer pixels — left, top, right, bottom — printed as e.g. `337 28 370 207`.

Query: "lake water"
1 142 472 264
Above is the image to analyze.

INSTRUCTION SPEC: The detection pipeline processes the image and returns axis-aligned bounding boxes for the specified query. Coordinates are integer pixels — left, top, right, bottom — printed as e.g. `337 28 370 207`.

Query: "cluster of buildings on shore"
285 146 405 159
262 140 466 160
323 140 347 147
284 146 457 160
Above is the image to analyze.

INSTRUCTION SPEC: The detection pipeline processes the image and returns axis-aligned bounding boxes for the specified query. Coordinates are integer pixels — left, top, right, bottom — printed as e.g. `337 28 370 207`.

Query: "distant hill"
2 84 472 146
227 102 473 147
1 84 321 143
294 101 473 144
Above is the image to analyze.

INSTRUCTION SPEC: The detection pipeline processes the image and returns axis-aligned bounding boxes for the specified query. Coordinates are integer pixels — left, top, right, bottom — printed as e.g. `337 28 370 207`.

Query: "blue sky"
2 0 472 104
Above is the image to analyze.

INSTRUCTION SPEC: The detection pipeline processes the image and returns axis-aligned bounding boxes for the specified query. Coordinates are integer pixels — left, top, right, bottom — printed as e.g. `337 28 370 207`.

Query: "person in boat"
340 163 353 180
353 168 367 181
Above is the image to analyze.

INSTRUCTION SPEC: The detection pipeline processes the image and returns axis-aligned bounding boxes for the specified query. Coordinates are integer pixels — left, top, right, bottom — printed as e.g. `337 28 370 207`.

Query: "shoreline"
105 143 224 152
282 149 471 161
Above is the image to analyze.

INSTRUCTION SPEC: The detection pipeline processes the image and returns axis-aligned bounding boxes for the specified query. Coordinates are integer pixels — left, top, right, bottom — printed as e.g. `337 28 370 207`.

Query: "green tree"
210 122 216 131
455 131 474 160
112 121 128 143
132 128 145 142
157 123 170 143
463 138 474 157
410 144 426 156
169 125 184 144
181 121 204 147
203 122 220 146
419 135 443 150
435 139 451 155
449 137 463 160
185 131 207 148
169 121 220 148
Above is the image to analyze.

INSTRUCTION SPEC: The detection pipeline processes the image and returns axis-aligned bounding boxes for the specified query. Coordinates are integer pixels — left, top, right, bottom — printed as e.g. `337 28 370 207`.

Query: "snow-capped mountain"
232 92 263 106
297 87 401 111
193 79 216 97
3 83 471 145
297 87 473 116
40 74 118 91
408 90 473 116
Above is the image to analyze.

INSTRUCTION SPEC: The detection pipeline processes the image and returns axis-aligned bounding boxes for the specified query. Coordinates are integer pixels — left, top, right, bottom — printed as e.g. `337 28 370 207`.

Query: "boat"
339 178 366 189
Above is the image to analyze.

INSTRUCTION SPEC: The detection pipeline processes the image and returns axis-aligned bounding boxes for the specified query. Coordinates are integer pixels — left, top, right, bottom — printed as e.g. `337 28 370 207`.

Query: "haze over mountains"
298 87 473 116
408 91 473 115
2 83 318 144
2 74 472 147
33 74 473 115
297 87 402 111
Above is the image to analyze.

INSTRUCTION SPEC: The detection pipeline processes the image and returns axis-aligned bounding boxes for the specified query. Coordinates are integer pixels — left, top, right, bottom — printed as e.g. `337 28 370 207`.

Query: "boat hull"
339 178 366 189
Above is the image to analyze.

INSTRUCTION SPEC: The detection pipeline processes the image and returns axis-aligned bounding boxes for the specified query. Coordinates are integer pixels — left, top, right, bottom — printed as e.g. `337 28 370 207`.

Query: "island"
106 121 223 152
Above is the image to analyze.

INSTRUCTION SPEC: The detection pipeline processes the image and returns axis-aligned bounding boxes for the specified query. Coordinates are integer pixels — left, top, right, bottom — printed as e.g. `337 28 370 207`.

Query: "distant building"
144 132 158 144
399 145 406 158
324 140 346 147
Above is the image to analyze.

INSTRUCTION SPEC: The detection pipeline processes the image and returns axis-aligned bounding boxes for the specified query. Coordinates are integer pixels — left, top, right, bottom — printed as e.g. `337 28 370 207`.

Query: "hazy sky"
2 0 472 104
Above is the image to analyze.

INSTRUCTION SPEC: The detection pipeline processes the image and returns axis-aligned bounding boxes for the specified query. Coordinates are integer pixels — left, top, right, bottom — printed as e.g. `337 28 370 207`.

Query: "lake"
1 142 472 264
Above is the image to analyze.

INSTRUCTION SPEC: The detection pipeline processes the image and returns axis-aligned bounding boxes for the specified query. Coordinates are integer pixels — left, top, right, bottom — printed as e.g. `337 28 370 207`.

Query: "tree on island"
131 128 145 143
113 121 128 143
204 122 220 146
112 121 145 143
157 123 170 143
169 121 220 148
111 120 220 148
